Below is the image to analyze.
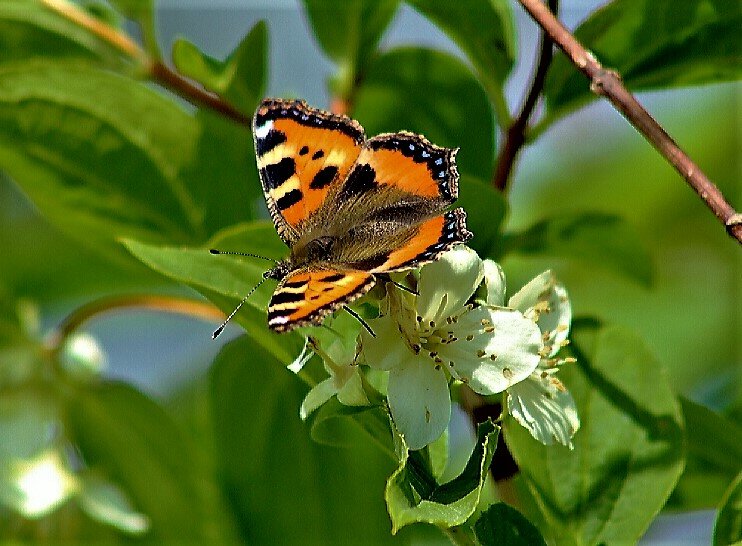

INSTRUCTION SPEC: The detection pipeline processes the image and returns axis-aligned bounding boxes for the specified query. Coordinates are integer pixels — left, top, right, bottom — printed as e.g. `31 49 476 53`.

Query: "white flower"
299 334 370 420
497 267 580 448
361 247 543 450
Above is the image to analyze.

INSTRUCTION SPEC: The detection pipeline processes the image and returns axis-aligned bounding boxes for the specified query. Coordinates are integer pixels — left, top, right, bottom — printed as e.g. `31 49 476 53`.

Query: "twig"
41 0 250 126
150 61 250 124
493 0 558 192
516 0 742 244
46 295 224 351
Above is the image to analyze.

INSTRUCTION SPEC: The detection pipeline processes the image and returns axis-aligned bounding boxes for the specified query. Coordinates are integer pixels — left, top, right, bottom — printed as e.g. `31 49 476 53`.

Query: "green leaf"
209 335 400 544
354 47 495 181
77 472 149 535
503 212 653 285
0 0 127 68
474 503 547 546
457 175 508 259
544 0 742 122
404 0 515 121
0 61 201 260
682 397 742 475
505 323 684 546
108 0 151 20
302 0 399 97
172 21 267 114
385 419 499 533
714 471 742 546
121 224 305 364
65 381 237 542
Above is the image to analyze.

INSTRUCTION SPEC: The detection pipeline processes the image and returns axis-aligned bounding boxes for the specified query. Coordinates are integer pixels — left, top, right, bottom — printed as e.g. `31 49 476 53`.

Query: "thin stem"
41 0 250 126
516 0 742 244
46 295 224 350
493 0 558 192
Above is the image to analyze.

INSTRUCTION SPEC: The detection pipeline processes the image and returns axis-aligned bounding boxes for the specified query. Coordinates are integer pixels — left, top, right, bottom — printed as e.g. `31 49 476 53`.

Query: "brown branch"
517 0 742 244
46 295 225 351
42 0 250 126
493 0 558 192
150 61 250 125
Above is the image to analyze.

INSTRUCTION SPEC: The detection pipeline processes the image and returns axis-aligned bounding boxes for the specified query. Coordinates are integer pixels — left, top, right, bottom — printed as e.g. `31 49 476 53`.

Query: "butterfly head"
264 260 292 281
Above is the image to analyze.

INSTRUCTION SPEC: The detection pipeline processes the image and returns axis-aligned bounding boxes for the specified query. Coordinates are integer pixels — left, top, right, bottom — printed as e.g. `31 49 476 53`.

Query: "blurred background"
1 0 738 543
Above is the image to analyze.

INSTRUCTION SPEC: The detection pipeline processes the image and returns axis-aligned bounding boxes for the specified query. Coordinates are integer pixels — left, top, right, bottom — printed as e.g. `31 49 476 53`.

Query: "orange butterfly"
215 98 472 336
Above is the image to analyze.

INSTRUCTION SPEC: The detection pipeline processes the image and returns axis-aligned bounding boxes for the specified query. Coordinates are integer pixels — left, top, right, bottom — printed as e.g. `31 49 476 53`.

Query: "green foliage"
503 212 653 285
544 0 742 123
714 472 742 546
0 0 739 543
404 0 515 120
302 0 399 97
354 47 495 180
385 419 499 533
505 322 685 545
474 503 547 546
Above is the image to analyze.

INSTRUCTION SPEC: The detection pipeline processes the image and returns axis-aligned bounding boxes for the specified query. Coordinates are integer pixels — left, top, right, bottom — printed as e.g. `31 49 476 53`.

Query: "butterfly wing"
253 98 365 245
317 132 472 272
267 267 375 332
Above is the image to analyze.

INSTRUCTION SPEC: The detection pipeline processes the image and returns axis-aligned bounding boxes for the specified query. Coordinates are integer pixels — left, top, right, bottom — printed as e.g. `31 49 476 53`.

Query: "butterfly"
227 98 472 334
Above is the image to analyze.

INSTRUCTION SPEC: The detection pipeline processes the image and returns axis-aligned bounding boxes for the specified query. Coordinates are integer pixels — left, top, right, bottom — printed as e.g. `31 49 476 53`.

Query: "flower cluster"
298 246 579 450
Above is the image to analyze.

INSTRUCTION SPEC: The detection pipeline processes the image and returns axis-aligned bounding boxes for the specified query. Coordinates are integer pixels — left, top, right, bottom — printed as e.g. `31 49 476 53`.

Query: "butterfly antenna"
212 277 267 339
343 305 376 338
210 248 277 263
389 279 418 295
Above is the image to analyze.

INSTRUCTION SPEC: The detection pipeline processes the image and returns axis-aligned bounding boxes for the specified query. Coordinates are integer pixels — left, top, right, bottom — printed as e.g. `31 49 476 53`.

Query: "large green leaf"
714 471 742 546
544 0 742 122
0 61 201 260
503 212 653 286
209 335 401 545
404 0 515 118
474 503 547 546
0 0 126 68
66 382 238 543
177 23 268 234
354 46 495 181
172 21 266 114
122 223 305 363
302 0 399 97
505 323 684 546
385 419 499 533
457 175 508 259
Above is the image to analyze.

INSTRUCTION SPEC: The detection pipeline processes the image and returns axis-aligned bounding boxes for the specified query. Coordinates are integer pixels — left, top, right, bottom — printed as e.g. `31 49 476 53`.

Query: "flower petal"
443 307 542 395
507 373 580 448
482 259 506 306
361 314 413 371
387 354 451 450
417 246 483 325
508 271 571 357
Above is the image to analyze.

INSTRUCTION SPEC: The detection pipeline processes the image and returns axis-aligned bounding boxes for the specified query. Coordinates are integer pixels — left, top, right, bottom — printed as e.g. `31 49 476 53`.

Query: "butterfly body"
253 98 472 332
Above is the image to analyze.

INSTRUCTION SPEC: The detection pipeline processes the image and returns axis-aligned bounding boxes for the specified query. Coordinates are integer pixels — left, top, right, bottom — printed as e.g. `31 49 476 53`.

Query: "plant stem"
41 0 250 125
46 295 224 351
493 0 558 192
516 0 742 244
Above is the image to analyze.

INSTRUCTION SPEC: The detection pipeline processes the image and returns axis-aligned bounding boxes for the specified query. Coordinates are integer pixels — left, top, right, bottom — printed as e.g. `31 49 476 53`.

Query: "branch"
493 0 558 192
41 0 250 126
516 0 742 244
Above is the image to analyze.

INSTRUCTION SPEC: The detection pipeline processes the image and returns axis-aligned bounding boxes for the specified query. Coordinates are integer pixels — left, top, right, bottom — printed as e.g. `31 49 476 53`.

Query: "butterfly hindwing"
253 99 365 244
267 268 375 332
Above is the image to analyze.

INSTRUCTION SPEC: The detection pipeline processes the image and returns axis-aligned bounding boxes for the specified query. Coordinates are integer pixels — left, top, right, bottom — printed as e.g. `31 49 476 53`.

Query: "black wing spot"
299 145 309 155
340 163 376 198
262 158 295 189
276 188 303 210
256 129 286 157
270 290 305 306
310 166 338 189
312 150 324 160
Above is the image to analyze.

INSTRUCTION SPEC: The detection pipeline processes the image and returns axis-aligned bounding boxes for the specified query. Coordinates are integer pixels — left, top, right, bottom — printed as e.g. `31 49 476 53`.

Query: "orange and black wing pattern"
267 268 375 332
253 99 365 245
